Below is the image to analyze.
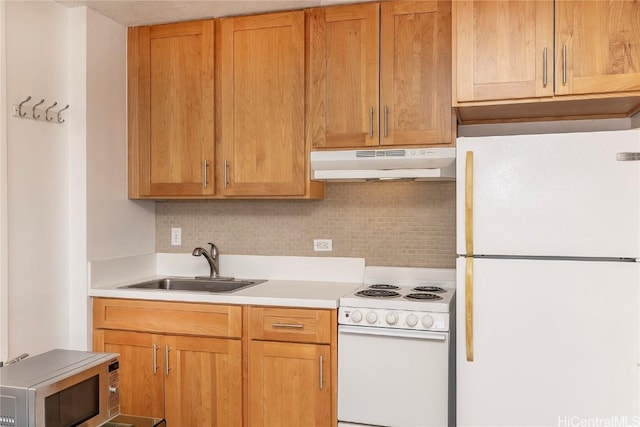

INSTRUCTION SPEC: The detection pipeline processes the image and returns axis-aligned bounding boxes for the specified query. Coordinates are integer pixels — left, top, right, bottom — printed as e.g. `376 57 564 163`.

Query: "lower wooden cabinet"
247 306 337 427
248 340 331 426
92 299 338 427
93 298 243 426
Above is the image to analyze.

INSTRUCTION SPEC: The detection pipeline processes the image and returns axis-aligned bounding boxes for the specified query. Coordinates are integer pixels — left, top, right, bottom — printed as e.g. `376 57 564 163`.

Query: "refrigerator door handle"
465 151 474 362
466 257 474 362
465 151 474 255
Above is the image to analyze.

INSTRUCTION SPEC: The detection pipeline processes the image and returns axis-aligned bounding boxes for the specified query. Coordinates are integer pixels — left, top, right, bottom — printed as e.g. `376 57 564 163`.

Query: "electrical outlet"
313 239 332 252
171 228 181 246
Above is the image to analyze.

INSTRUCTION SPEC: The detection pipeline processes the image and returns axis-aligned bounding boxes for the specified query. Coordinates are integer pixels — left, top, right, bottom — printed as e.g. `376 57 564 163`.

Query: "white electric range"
337 266 456 427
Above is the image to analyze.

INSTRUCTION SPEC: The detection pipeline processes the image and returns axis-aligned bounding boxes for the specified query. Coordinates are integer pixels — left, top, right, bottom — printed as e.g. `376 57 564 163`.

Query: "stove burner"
404 293 443 301
412 286 446 293
356 289 401 298
368 284 400 290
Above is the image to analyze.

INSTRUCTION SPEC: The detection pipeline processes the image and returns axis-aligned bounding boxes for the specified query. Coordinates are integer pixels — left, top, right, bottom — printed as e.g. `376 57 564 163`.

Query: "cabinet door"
555 0 640 96
454 0 554 102
95 330 164 418
249 341 331 426
380 1 452 146
307 3 380 149
129 20 215 197
218 11 306 196
164 336 242 427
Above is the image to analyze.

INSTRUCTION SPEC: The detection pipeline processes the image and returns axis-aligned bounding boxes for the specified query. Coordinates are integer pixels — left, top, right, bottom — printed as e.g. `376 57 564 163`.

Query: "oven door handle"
339 325 447 341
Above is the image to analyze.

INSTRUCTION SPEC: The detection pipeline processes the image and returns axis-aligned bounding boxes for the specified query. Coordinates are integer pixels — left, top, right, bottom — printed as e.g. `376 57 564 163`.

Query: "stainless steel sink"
120 277 265 293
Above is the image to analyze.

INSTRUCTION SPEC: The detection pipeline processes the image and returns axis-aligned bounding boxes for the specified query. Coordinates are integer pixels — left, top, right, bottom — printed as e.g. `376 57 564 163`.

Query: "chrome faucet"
192 242 220 278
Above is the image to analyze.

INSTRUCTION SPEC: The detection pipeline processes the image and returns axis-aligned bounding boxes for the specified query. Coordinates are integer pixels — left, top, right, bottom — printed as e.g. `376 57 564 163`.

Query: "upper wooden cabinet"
307 1 453 149
555 1 640 96
128 20 215 198
453 0 640 123
454 0 554 102
217 11 323 198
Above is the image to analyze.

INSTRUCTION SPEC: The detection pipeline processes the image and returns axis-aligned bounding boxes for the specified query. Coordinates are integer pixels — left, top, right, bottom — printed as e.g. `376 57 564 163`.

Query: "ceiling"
56 0 363 27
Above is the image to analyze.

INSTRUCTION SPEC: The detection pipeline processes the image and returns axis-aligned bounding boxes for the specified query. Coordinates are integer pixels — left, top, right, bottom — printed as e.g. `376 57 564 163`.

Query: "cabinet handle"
203 160 209 189
542 47 548 87
164 345 171 377
369 107 374 139
223 160 229 189
152 343 158 375
562 44 567 85
319 355 324 390
271 323 304 329
383 105 389 137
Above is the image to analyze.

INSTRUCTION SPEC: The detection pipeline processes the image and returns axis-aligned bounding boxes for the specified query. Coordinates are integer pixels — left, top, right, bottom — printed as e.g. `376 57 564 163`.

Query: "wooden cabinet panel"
308 1 453 149
307 3 380 149
218 11 307 196
248 341 331 427
164 335 242 427
249 306 332 344
380 1 453 146
555 0 640 96
454 0 554 102
129 20 215 198
93 299 243 425
453 0 640 123
94 330 165 418
93 298 242 338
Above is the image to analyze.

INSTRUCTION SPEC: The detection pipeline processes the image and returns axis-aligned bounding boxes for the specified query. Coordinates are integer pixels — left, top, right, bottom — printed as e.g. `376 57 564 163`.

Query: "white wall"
3 1 154 357
67 7 155 350
6 0 71 356
84 9 155 262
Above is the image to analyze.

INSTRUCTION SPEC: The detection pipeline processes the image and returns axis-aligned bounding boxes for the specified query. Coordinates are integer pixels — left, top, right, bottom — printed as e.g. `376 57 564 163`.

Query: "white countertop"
88 254 365 309
89 278 361 309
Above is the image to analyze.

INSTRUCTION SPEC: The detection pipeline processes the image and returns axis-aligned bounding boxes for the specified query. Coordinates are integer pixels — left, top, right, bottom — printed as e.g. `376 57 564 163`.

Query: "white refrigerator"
456 129 640 426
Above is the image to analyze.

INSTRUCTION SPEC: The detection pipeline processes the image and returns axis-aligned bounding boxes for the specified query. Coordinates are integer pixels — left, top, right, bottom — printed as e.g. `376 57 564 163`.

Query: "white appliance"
456 128 640 426
310 147 456 181
337 266 456 427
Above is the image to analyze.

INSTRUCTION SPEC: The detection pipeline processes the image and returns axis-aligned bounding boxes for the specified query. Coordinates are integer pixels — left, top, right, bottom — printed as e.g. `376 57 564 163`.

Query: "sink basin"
120 277 266 293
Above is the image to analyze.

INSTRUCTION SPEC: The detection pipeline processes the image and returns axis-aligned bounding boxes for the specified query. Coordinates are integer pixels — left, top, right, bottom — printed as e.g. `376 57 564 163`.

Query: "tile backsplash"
156 181 456 268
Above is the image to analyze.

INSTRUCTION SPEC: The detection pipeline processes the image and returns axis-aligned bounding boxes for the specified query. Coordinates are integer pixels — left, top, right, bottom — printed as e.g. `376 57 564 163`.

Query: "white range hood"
310 147 456 181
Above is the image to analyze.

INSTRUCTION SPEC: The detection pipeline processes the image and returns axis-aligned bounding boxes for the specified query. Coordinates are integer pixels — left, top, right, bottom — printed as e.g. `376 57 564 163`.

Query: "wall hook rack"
12 96 69 124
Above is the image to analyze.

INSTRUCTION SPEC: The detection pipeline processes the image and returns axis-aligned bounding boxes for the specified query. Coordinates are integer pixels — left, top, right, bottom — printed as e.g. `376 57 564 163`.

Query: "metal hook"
45 102 58 122
18 96 31 117
57 105 69 123
32 99 45 119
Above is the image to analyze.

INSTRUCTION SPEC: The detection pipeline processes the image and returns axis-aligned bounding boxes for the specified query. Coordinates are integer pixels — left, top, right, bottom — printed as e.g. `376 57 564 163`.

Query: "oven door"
338 325 451 427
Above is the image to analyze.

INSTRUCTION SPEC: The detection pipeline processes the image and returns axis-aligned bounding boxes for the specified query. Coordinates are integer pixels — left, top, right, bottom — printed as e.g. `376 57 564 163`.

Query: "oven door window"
338 326 450 427
44 375 99 427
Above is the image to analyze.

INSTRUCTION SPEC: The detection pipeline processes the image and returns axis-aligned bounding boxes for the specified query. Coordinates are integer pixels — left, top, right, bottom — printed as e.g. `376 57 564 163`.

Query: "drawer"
93 298 242 338
248 306 334 344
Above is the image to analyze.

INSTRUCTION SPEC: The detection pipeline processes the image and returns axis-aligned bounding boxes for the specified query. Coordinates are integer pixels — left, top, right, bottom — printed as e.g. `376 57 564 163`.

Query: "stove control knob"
422 315 435 328
366 311 378 324
385 312 398 325
406 314 418 327
350 310 363 323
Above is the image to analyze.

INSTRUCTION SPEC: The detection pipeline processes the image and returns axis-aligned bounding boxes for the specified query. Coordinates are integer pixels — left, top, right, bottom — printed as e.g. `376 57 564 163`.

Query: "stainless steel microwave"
0 349 120 427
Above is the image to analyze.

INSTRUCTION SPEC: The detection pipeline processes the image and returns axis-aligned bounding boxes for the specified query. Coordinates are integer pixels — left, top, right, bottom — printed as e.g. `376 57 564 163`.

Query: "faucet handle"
207 242 218 257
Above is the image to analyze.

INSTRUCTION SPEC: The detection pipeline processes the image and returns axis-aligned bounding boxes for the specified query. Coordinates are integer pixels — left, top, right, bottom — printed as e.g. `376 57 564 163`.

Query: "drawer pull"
319 355 324 390
152 343 158 375
272 323 304 329
165 345 171 377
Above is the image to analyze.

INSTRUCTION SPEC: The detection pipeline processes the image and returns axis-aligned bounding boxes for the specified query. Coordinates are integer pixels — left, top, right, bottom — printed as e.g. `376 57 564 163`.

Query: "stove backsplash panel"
156 182 455 268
